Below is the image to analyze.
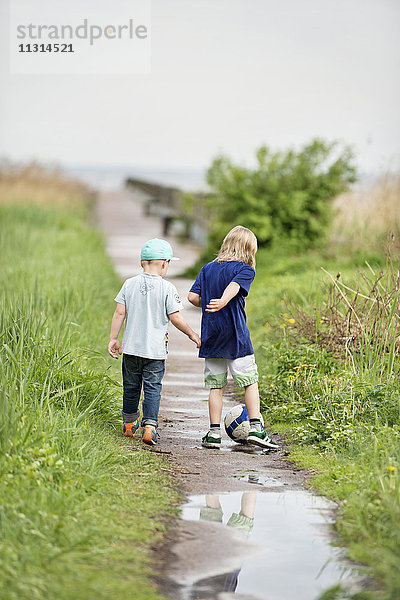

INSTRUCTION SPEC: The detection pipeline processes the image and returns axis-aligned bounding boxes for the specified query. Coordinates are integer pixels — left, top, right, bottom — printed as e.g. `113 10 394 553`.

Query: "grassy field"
0 184 178 599
2 162 399 599
248 201 400 600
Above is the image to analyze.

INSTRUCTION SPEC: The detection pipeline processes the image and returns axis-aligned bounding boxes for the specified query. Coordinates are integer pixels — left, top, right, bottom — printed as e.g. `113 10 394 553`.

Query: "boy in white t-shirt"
108 238 201 445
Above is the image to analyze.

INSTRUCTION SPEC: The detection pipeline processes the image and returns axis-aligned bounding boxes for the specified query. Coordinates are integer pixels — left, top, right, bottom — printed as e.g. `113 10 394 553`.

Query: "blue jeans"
122 354 165 427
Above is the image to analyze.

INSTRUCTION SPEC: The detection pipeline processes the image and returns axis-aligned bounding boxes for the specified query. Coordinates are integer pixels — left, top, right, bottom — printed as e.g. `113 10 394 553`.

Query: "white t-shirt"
115 273 183 359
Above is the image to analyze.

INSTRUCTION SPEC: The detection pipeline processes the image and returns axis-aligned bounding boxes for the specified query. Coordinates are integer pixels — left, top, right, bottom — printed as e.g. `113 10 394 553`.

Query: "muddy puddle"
160 487 361 600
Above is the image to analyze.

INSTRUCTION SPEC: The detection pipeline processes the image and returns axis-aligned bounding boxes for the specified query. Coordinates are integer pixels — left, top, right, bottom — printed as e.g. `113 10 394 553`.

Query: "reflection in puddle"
236 472 284 487
164 490 360 600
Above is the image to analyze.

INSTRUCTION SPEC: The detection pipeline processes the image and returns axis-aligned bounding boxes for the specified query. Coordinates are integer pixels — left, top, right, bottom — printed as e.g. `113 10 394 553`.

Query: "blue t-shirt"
190 260 255 359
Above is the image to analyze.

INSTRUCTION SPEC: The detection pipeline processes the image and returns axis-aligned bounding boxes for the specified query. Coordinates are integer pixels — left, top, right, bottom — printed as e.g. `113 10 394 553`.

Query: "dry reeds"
0 159 91 209
332 172 400 248
290 240 400 375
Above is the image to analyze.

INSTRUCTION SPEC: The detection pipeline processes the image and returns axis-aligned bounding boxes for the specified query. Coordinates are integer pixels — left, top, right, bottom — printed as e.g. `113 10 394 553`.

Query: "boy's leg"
202 359 228 448
122 355 142 434
141 358 165 445
202 387 226 448
227 491 256 535
243 382 262 420
230 355 279 448
244 381 279 448
229 355 260 416
200 494 223 523
208 386 226 424
204 358 228 391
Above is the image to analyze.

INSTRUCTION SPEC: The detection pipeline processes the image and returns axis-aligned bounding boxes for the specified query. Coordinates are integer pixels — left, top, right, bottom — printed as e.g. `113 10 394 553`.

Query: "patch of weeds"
0 203 176 600
247 244 400 600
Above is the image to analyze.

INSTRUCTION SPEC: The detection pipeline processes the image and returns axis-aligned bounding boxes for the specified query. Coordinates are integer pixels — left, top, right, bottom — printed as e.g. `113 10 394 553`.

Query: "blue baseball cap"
140 238 180 261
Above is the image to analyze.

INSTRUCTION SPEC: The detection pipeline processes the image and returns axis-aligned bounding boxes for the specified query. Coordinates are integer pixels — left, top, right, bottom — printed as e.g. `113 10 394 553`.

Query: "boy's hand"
205 282 240 312
205 298 226 312
189 332 201 347
108 339 122 359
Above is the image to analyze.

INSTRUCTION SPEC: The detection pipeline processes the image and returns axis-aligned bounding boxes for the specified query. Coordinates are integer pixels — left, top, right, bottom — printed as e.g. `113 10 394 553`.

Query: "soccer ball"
224 404 264 443
224 404 250 443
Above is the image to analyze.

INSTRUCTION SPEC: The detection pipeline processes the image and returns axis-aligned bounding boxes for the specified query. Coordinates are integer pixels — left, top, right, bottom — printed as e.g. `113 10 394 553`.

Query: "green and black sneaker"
247 430 279 449
201 431 221 449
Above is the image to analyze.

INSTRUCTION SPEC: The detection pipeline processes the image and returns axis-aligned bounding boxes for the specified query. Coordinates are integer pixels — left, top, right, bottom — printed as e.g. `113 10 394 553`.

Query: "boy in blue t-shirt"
188 226 279 449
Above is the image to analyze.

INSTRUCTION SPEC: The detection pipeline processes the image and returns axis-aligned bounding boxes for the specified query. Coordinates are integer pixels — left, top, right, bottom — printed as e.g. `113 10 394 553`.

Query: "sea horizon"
64 163 208 193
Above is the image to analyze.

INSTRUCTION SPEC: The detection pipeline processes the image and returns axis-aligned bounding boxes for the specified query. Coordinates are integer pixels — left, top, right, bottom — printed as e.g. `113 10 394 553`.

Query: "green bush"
203 138 356 259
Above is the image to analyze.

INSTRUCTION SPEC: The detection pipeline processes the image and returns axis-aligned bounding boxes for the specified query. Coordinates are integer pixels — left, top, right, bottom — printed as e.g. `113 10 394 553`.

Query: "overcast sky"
0 0 399 175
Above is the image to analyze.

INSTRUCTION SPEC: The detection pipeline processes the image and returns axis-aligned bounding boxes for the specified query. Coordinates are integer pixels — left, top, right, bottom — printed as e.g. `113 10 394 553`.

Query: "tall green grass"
0 204 177 600
248 245 400 600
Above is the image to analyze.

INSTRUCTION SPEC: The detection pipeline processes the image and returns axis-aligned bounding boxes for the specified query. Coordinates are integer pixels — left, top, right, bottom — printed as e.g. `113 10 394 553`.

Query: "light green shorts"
227 512 254 533
204 355 259 388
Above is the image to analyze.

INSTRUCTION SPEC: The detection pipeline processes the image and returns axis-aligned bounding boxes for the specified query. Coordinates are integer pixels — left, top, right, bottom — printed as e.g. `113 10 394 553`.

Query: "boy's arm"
205 281 240 313
108 303 126 359
188 291 201 307
169 311 201 347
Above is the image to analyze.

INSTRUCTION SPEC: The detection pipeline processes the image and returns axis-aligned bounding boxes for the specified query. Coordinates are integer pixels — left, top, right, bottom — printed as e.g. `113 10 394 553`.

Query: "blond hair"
216 226 257 268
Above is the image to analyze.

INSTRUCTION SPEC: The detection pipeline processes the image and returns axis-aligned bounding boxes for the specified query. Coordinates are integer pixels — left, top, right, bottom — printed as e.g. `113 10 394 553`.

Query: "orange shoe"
123 420 139 437
141 425 159 445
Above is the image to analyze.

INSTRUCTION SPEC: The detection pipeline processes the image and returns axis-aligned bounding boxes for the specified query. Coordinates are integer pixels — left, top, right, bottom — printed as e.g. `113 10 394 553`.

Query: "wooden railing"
125 177 210 245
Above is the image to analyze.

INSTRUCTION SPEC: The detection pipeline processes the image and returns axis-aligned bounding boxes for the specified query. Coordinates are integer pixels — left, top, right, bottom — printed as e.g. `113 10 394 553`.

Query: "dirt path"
96 187 306 495
95 188 361 600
